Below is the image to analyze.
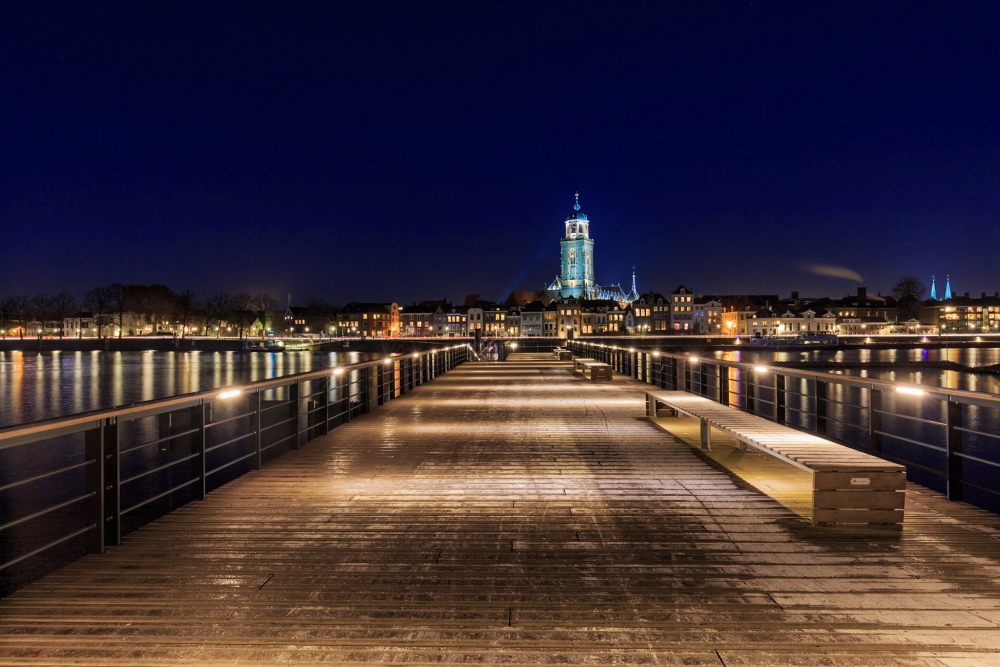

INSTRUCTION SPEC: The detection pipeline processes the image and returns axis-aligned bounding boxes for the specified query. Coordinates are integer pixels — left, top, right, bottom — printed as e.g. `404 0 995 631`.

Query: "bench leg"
700 419 712 451
647 396 658 418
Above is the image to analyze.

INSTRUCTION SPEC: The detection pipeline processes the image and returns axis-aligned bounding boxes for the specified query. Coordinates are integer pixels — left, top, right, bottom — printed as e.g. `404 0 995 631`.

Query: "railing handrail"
0 345 471 449
573 341 1000 408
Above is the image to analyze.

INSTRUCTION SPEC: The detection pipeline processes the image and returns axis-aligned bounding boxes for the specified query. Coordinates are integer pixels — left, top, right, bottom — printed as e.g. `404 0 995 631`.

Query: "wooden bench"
573 358 613 382
552 347 573 361
646 390 906 525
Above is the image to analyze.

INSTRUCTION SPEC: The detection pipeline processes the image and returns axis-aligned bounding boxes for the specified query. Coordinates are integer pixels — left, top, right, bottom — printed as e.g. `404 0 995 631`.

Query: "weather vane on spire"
573 192 580 211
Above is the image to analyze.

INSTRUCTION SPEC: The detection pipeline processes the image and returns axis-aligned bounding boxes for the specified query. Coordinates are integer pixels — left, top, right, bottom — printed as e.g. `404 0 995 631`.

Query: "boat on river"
740 334 839 349
245 339 284 352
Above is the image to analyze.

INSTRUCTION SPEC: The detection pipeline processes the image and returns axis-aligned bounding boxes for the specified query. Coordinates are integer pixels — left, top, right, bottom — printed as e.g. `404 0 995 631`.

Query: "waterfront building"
748 306 837 337
556 301 582 338
63 312 98 338
506 308 521 336
692 296 722 334
922 292 1000 333
834 287 899 324
519 301 545 337
398 305 435 337
630 292 669 333
432 305 468 336
484 304 508 335
336 302 399 338
543 301 558 336
545 193 637 303
669 285 695 332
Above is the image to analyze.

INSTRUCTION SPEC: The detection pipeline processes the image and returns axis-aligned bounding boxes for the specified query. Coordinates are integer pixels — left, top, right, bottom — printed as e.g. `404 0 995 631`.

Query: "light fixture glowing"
754 366 768 373
413 353 420 358
218 389 241 399
653 352 660 357
629 348 635 353
689 356 699 362
333 368 344 375
896 386 924 396
383 358 392 365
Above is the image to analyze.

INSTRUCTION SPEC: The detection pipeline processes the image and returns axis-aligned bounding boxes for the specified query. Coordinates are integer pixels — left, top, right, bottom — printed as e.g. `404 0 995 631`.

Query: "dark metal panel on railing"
0 344 470 597
566 338 1000 517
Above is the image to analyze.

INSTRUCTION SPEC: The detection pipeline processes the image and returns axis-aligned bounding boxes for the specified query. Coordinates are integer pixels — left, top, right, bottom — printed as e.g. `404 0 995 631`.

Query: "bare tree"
6 296 28 339
175 290 196 338
105 283 128 338
206 293 231 338
230 292 254 339
50 292 76 338
0 298 9 339
83 287 112 339
892 276 927 320
251 293 277 339
29 294 53 337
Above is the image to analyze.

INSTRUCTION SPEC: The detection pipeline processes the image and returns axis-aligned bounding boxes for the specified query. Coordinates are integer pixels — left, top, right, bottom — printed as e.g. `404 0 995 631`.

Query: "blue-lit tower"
554 193 596 299
945 275 952 300
930 276 937 300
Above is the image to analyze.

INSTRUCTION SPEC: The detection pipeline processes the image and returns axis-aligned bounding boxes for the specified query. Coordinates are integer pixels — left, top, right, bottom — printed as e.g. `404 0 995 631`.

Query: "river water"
0 350 373 429
3 346 1000 429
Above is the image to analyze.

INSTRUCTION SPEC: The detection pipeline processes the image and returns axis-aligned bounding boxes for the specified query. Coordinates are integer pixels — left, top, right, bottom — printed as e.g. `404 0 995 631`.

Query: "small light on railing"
333 368 344 375
689 356 699 362
218 389 241 399
413 353 420 358
628 348 635 353
653 352 660 357
896 386 924 396
383 358 392 365
754 366 768 373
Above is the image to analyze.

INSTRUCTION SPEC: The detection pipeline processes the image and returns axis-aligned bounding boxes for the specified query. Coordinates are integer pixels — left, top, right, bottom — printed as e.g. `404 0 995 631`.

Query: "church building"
546 193 632 303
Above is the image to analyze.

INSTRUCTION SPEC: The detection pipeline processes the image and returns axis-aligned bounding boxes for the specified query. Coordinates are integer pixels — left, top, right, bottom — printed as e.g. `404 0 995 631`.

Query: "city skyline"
3 2 999 302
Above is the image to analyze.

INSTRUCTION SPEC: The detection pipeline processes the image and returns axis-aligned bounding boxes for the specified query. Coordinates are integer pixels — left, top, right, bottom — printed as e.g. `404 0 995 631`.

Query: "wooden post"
699 419 712 451
947 398 963 501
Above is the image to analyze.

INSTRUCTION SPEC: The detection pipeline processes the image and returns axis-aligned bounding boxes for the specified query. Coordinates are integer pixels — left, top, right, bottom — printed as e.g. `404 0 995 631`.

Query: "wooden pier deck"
4 355 1000 665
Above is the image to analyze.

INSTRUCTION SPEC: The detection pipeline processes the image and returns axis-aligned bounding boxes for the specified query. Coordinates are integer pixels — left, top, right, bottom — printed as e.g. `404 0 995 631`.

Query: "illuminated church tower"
546 192 632 303
554 193 596 299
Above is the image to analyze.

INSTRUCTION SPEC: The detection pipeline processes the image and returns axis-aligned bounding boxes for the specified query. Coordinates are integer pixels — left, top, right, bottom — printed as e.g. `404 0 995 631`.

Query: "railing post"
720 365 728 406
249 390 262 470
671 357 679 391
320 375 330 434
869 386 883 456
192 402 206 500
947 398 963 501
291 381 301 450
745 369 755 415
815 379 827 436
84 421 106 554
103 417 120 546
775 373 786 425
699 363 707 398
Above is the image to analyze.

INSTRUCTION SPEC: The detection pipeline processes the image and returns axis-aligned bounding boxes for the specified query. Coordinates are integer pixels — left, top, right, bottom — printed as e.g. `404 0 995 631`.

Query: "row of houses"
13 285 1000 340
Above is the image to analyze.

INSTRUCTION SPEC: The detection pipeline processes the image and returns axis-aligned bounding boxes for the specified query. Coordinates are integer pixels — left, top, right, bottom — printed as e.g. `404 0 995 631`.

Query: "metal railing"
568 340 1000 515
0 345 470 596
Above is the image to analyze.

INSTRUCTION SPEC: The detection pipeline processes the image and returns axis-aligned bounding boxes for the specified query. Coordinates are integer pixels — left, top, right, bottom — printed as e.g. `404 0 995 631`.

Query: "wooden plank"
812 508 905 524
812 490 906 510
814 471 907 491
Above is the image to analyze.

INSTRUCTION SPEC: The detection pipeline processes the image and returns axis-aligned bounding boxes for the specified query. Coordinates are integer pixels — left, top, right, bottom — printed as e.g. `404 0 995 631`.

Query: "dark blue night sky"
2 1 999 304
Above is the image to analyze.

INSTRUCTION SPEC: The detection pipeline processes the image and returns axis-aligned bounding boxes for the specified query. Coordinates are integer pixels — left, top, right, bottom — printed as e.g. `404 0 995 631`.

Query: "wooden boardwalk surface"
4 355 1000 665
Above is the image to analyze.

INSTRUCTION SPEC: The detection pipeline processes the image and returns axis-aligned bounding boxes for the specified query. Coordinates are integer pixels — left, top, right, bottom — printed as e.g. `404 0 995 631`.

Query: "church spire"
573 192 580 211
944 275 952 300
930 276 937 301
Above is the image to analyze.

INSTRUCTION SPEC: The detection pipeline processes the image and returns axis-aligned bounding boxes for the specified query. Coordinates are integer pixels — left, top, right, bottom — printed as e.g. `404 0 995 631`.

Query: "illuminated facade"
546 193 634 303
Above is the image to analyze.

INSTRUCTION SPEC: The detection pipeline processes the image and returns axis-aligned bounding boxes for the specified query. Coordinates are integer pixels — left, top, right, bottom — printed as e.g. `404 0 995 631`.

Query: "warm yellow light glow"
688 356 699 362
383 359 392 365
896 386 924 396
218 389 241 399
413 353 420 358
628 348 635 352
333 368 344 375
754 366 768 373
653 352 660 357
